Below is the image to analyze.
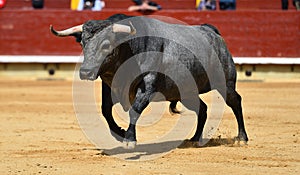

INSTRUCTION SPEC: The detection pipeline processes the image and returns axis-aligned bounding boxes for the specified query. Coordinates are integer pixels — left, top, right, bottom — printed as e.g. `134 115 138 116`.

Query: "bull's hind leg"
183 98 207 145
223 86 248 144
190 99 207 142
169 100 180 114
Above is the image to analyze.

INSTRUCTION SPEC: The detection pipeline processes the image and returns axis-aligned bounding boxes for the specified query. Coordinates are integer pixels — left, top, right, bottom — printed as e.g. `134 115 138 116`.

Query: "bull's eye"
100 40 111 51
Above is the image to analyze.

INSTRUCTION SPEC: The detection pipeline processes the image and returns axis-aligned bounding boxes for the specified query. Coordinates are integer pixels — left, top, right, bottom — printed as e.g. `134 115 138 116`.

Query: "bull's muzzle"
79 68 98 80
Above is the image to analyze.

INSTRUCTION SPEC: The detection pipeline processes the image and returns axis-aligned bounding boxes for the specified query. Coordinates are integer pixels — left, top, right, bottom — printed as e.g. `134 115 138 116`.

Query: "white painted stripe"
233 57 300 65
0 55 299 64
0 55 83 63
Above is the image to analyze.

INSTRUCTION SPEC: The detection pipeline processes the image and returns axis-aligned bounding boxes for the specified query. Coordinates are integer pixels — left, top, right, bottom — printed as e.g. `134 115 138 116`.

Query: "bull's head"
50 20 136 80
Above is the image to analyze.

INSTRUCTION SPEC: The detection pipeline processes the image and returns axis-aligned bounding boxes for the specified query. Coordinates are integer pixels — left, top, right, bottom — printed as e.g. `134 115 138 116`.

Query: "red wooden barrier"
4 0 70 9
4 0 195 10
236 0 296 10
3 0 298 10
0 10 299 57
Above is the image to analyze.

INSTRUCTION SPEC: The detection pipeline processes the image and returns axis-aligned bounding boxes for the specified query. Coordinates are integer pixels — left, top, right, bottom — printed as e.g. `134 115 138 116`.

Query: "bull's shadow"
97 137 236 160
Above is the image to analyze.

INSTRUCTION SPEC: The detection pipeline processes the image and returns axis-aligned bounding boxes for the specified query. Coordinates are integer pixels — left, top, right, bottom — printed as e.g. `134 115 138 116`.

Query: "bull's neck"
99 43 133 87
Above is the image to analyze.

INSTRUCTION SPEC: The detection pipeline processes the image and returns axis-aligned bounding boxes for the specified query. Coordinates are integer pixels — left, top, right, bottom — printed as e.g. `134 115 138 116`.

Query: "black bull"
50 14 248 149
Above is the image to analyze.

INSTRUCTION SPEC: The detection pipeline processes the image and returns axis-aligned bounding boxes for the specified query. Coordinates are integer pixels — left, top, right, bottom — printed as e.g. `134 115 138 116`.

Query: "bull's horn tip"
50 25 54 31
49 25 58 35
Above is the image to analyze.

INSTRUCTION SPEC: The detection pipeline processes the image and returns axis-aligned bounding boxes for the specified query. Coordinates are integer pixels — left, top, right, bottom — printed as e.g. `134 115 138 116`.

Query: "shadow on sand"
88 137 239 160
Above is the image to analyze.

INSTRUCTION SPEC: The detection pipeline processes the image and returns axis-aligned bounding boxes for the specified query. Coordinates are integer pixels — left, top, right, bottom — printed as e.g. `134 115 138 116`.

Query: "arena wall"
0 7 299 80
4 0 298 10
1 10 299 57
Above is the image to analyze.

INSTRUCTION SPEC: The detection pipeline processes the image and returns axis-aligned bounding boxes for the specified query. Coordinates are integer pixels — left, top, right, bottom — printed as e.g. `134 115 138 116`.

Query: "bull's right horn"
50 24 83 37
112 22 136 35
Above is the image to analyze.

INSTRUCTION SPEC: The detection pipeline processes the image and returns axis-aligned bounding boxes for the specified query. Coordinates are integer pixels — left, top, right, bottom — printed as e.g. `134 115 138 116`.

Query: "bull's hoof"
233 137 248 147
122 140 136 149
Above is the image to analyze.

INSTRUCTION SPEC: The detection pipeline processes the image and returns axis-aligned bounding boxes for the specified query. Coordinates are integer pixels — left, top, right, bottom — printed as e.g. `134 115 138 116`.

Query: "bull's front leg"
123 73 156 149
102 82 125 142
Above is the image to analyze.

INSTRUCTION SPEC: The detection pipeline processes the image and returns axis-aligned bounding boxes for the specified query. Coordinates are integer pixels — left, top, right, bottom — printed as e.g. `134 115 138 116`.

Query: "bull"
50 14 248 149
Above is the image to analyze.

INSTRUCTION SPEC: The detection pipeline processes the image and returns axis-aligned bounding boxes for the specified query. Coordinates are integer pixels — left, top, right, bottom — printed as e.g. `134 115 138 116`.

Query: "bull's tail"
169 101 181 114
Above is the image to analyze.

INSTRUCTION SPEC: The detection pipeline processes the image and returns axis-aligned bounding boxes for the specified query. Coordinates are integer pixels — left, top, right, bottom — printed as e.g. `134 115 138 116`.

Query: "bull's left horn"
112 22 136 35
50 24 83 37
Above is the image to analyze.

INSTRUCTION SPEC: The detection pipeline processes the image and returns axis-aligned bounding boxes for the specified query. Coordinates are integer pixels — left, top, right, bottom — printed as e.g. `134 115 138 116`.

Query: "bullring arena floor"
0 73 299 174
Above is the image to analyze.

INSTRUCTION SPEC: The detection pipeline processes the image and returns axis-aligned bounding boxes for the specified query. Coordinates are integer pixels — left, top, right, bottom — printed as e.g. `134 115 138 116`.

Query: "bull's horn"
112 22 136 35
50 24 83 37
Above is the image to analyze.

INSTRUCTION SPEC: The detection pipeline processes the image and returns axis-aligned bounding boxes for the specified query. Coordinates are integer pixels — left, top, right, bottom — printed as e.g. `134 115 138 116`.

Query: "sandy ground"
0 78 299 175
